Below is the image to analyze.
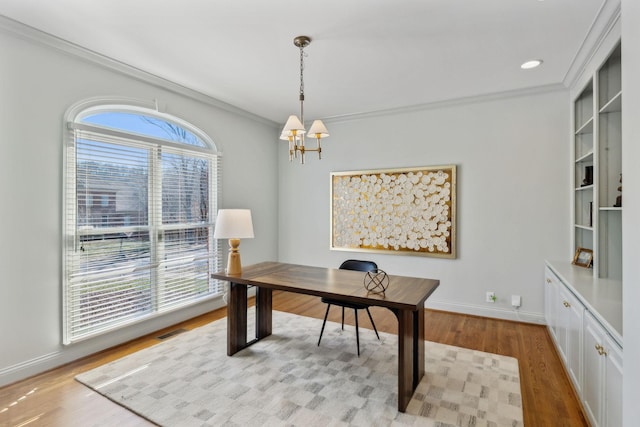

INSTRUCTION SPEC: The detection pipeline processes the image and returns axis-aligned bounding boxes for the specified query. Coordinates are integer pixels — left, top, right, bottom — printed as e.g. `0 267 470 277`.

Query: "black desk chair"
317 259 380 356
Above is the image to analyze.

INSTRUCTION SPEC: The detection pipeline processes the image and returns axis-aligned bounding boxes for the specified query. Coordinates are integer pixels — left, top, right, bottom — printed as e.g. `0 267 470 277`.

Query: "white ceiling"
0 0 606 124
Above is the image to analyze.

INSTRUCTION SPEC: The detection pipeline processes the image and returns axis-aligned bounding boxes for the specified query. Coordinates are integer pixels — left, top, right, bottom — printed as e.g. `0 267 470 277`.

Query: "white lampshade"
280 127 295 141
280 131 303 142
213 209 254 239
307 120 329 139
283 115 305 134
279 131 291 141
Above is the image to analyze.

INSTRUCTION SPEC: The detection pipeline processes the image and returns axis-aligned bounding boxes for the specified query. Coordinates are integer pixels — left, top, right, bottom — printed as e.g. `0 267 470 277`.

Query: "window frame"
63 101 223 344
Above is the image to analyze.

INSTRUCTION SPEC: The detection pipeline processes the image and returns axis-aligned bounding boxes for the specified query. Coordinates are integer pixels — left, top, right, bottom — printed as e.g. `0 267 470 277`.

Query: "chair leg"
341 307 345 330
354 308 360 356
318 304 331 347
365 308 380 340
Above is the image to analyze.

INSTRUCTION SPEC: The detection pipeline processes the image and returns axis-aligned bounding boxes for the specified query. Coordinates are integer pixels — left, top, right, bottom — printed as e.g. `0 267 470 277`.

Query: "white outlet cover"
511 295 521 307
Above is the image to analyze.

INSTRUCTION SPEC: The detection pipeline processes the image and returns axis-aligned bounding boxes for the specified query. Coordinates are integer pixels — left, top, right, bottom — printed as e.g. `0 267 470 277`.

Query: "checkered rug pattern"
76 311 523 426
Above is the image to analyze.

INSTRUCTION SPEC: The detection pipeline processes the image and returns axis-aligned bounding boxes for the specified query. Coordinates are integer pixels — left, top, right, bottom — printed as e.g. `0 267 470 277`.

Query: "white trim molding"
0 297 226 387
425 299 546 325
323 83 567 125
563 0 621 91
0 14 277 128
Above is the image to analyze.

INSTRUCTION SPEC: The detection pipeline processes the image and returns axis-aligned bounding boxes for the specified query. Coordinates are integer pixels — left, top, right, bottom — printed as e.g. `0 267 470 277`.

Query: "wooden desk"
212 261 440 412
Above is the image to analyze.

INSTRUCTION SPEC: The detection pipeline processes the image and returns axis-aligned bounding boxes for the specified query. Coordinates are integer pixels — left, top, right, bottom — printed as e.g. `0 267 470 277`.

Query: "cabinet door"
561 286 584 394
544 268 559 341
583 313 604 427
604 334 622 427
555 288 569 363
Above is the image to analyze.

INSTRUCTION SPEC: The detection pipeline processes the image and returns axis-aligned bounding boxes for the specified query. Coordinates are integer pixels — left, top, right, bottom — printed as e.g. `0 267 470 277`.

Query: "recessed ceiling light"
521 59 543 69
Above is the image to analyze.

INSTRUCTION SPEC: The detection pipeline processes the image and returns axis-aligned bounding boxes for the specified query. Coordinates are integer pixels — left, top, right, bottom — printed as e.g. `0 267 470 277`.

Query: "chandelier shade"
308 120 329 139
282 115 305 135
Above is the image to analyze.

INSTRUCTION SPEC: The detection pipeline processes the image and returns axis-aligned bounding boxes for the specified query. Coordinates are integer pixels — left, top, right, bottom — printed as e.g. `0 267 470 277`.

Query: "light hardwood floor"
0 291 589 426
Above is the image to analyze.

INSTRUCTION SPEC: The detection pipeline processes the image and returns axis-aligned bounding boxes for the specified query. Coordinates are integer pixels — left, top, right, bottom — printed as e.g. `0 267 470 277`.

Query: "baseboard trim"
425 299 546 325
0 350 62 381
0 297 226 388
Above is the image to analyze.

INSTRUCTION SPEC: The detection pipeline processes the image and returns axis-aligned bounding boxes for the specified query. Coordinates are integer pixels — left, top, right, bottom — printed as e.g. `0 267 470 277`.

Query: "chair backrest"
339 259 378 273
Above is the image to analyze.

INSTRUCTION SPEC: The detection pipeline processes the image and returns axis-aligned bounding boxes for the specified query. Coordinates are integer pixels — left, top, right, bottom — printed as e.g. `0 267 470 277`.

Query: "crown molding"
0 14 278 128
322 83 567 124
562 0 622 91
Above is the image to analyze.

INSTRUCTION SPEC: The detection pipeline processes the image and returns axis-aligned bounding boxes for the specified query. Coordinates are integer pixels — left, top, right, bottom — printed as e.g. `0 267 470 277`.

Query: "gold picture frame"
330 165 456 258
572 247 593 268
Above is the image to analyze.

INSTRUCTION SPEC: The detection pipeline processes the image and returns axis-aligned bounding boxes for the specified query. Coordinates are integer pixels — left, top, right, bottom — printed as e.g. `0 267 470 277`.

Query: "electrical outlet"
512 295 522 308
486 291 496 303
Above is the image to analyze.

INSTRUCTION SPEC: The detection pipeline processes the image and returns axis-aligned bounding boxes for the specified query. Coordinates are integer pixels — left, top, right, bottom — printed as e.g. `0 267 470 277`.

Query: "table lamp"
213 209 254 275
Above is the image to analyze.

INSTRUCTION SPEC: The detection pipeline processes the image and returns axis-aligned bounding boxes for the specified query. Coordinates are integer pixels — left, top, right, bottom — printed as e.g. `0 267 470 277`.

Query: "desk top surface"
212 261 440 311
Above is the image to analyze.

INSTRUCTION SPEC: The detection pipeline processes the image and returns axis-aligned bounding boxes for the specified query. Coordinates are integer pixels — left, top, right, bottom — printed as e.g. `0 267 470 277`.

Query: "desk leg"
255 286 272 339
414 307 425 388
397 308 425 412
227 282 247 356
227 283 272 356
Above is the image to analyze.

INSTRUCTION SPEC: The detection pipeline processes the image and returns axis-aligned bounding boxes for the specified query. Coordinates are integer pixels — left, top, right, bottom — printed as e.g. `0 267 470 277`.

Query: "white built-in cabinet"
583 311 623 427
562 36 623 427
545 268 583 395
544 264 622 427
573 42 622 279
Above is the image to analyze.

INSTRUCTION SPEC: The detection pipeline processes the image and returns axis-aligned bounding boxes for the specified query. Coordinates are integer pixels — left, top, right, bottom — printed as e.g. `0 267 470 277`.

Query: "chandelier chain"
299 44 306 98
299 43 306 124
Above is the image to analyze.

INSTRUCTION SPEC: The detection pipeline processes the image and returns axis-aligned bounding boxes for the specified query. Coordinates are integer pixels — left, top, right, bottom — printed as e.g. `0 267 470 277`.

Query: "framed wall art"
330 165 456 258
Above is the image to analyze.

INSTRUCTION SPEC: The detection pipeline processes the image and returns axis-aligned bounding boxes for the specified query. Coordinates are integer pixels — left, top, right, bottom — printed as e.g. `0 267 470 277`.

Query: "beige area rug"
76 311 523 426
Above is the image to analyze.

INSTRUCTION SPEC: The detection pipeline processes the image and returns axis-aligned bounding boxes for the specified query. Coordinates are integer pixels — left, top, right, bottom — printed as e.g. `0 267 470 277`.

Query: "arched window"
63 102 222 343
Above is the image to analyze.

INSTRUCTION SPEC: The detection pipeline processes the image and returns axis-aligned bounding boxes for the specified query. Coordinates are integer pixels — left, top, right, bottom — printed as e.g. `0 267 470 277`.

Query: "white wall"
622 1 640 424
278 89 569 322
0 22 279 386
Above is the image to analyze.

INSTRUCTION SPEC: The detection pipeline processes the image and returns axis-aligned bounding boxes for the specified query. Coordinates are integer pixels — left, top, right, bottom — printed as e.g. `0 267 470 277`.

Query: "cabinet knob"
546 278 552 284
595 344 608 356
563 301 570 308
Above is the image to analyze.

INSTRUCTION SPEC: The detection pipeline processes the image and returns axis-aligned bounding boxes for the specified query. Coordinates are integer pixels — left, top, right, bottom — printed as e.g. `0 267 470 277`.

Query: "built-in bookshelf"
572 42 622 280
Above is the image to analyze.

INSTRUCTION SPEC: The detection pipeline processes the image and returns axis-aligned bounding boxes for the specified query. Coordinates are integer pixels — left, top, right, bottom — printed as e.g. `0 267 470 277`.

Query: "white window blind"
63 111 222 344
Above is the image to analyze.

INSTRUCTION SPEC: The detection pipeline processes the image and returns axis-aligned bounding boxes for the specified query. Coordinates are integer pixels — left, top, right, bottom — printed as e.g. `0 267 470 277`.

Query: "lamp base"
226 238 242 275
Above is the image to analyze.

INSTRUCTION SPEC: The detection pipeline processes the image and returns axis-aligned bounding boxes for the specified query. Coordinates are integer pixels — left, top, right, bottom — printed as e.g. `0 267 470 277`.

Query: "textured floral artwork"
331 165 456 258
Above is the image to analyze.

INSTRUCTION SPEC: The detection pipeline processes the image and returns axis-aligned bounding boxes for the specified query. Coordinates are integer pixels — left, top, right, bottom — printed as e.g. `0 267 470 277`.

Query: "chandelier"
280 35 329 164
